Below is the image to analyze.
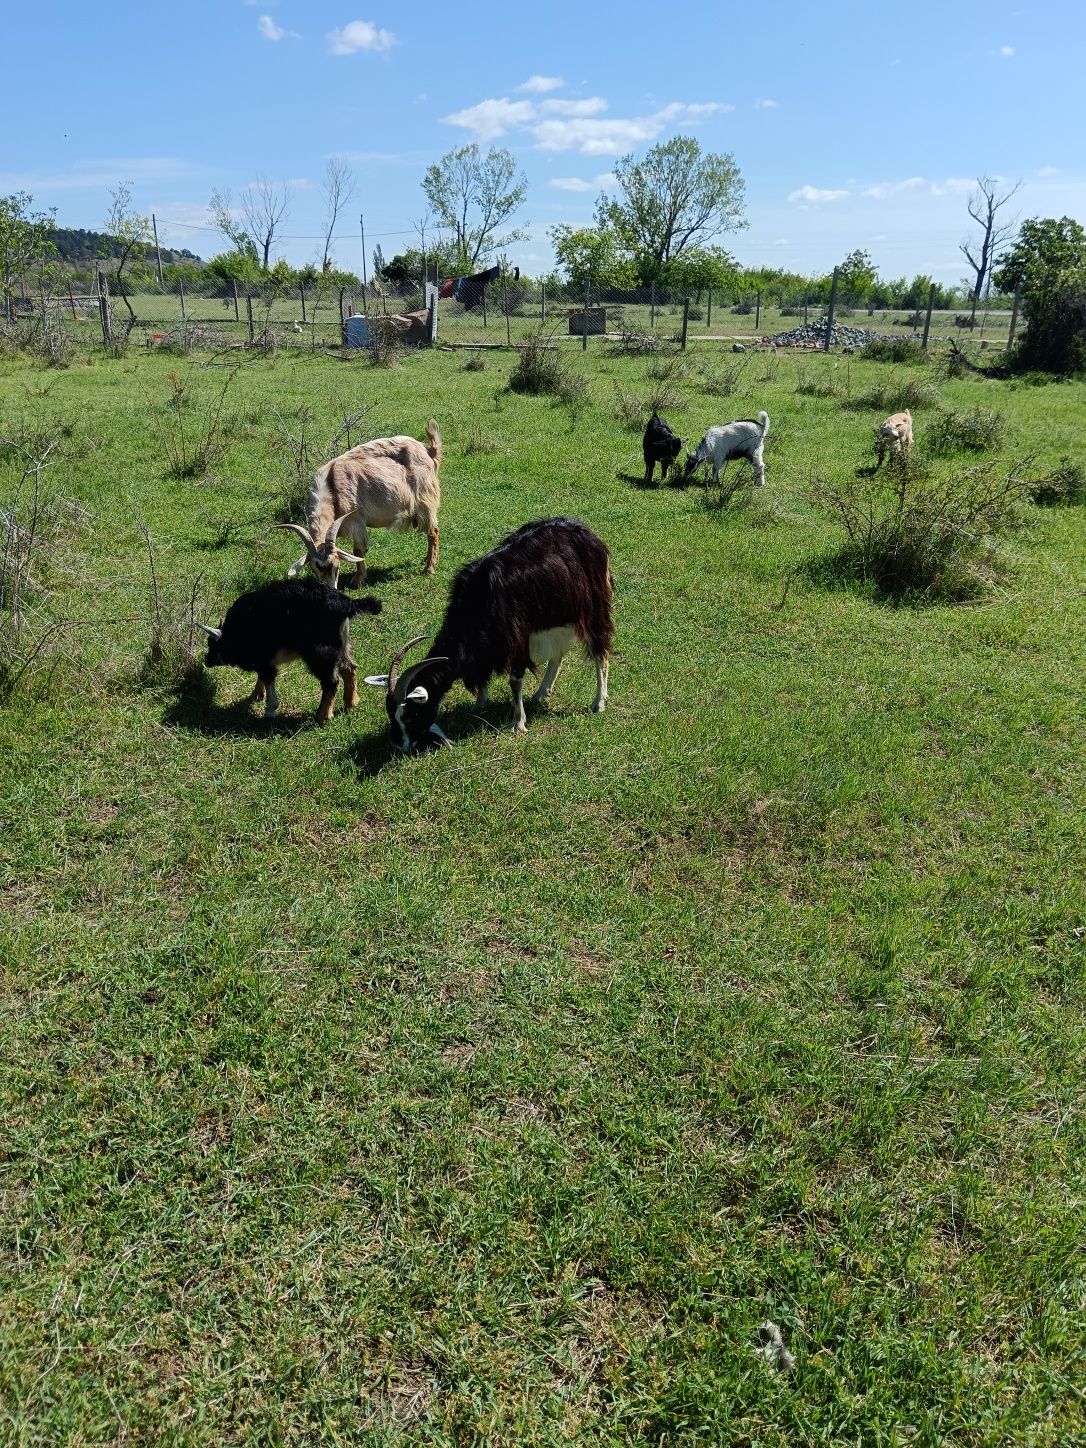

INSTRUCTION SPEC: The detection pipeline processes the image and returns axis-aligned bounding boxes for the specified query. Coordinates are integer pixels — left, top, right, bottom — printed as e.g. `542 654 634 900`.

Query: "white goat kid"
875 410 913 467
684 411 770 486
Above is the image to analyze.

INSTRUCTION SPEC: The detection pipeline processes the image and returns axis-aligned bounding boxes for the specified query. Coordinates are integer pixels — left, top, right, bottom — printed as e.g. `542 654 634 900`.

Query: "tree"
660 246 737 298
208 180 291 270
208 189 257 260
320 157 354 273
960 175 1021 322
994 216 1086 373
104 183 151 319
836 248 878 306
383 240 460 288
595 136 745 280
549 225 637 289
0 192 56 322
422 144 527 270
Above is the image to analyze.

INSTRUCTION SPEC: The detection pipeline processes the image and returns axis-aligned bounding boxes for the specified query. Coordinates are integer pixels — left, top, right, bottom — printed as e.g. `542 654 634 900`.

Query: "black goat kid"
201 578 381 723
366 517 613 751
642 412 684 484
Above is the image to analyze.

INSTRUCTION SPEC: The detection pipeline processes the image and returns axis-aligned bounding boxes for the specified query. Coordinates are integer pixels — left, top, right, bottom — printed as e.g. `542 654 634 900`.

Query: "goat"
684 411 770 486
364 517 613 751
276 420 442 589
642 412 684 484
200 578 381 723
875 409 913 467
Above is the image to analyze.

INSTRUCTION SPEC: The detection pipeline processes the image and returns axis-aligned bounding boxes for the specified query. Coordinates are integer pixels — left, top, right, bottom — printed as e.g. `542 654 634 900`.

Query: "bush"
732 301 753 315
844 378 942 413
698 358 747 398
461 352 486 371
0 433 65 704
927 406 1006 455
138 527 207 690
811 456 1030 602
863 337 927 364
508 339 586 415
1026 457 1086 506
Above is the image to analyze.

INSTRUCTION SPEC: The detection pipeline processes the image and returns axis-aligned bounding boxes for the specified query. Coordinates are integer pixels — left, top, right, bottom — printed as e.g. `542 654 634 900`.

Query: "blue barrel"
344 315 370 348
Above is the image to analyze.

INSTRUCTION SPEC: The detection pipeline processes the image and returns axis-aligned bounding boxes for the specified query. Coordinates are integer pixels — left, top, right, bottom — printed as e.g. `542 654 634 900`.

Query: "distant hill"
47 227 203 265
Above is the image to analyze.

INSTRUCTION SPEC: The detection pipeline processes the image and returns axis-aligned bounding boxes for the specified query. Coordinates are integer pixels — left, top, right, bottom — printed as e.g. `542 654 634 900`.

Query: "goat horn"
387 635 427 699
274 522 318 557
328 508 364 545
396 656 449 704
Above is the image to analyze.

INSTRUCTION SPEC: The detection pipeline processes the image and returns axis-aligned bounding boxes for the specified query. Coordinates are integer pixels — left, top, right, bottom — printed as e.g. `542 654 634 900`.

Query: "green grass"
1 343 1085 1445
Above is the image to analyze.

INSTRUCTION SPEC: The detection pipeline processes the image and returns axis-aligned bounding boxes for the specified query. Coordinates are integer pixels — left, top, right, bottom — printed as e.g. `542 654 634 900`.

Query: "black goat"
365 517 613 751
200 578 381 723
642 412 684 484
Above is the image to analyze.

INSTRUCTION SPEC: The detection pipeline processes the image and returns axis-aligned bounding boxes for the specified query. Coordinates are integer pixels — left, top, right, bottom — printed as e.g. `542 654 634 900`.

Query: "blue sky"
3 0 1084 282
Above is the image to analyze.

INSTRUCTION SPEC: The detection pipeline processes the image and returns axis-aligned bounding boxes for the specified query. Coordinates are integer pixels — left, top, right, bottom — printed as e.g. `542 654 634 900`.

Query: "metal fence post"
232 280 241 323
541 280 546 323
755 291 761 334
503 265 511 347
300 283 307 325
707 287 712 329
582 282 590 351
824 267 839 351
245 293 254 346
681 296 690 350
96 269 112 348
178 275 187 320
922 282 936 350
650 281 656 331
1008 287 1021 350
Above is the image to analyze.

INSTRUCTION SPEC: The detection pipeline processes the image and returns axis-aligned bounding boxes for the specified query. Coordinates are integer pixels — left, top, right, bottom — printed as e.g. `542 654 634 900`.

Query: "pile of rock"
766 318 899 349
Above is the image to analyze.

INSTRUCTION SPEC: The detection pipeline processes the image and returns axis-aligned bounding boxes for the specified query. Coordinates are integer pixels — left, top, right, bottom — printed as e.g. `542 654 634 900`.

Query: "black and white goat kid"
200 578 381 723
684 410 770 486
642 411 684 484
365 517 613 751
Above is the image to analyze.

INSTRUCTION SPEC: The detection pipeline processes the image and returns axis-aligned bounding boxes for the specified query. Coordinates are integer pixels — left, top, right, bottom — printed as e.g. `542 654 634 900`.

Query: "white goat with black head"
277 420 442 589
684 411 770 486
365 517 613 752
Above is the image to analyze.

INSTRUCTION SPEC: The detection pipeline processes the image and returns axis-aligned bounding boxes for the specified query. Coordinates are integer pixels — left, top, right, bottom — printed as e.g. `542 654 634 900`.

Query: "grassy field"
1 338 1084 1445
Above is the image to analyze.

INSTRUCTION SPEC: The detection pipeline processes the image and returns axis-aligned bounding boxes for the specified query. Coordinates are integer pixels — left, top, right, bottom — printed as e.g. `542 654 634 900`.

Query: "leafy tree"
383 240 460 287
372 244 386 279
961 176 1021 322
422 144 527 270
659 245 737 297
549 225 636 289
836 248 878 305
0 192 56 321
595 137 745 279
104 183 151 318
995 216 1086 373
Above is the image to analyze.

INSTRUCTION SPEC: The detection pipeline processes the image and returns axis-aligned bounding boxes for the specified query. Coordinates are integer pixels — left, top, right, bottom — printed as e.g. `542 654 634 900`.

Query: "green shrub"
1026 457 1086 506
844 378 942 413
461 352 486 372
863 337 928 364
811 456 1029 602
927 406 1006 455
509 339 586 414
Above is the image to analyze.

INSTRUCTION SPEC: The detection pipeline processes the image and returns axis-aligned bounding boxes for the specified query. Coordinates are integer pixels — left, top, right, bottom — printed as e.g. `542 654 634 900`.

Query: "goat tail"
425 418 443 469
346 595 382 618
758 410 770 437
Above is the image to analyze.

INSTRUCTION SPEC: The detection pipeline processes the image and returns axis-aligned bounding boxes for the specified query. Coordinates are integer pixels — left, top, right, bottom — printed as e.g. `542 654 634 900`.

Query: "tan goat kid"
875 410 913 467
278 420 442 588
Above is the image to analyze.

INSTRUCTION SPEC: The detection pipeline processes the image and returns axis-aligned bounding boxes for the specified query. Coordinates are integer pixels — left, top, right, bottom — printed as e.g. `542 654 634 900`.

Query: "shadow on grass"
342 560 416 587
162 668 325 737
617 469 690 491
339 696 514 776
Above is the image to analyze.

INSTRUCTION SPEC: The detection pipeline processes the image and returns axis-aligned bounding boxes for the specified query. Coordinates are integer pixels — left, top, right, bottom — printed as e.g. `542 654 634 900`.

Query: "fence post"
67 282 77 319
232 280 241 323
178 275 187 320
755 291 761 334
245 293 254 346
151 213 164 288
300 284 307 324
540 280 545 322
582 282 590 352
503 265 511 347
681 296 690 350
804 295 809 324
96 269 112 348
338 287 345 326
823 267 839 352
650 281 656 331
482 282 487 330
426 282 438 345
706 287 712 330
1007 287 1021 350
922 281 936 350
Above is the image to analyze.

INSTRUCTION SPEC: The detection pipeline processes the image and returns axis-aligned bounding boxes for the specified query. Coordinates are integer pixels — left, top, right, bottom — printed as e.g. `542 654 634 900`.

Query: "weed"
137 525 208 689
844 377 942 413
149 367 240 480
1025 457 1086 506
508 339 566 396
463 427 500 455
863 337 928 364
462 352 487 372
698 358 748 398
0 431 63 702
927 406 1007 455
647 354 689 384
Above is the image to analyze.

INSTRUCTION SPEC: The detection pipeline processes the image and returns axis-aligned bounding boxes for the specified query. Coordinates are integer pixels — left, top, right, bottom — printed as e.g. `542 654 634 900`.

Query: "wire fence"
5 268 1017 357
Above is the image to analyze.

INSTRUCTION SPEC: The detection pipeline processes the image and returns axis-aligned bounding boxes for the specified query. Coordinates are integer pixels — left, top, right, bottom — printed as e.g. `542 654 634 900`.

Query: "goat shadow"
341 559 416 587
162 669 338 738
617 469 692 491
339 693 542 777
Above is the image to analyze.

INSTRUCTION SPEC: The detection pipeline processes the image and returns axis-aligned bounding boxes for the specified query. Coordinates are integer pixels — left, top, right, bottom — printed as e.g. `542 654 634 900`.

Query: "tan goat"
875 410 913 466
277 420 442 587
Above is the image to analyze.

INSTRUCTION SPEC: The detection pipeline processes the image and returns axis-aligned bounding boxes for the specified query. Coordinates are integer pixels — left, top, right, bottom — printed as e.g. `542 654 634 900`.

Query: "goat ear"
363 674 390 688
287 555 308 577
198 624 223 641
406 686 429 703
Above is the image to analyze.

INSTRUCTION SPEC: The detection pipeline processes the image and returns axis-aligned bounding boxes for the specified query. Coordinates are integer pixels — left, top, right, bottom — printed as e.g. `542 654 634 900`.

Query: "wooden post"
582 282 590 352
650 281 656 330
755 291 761 333
245 293 254 345
1008 287 1021 350
540 280 546 322
503 265 511 347
178 274 187 320
823 267 839 352
922 281 936 350
707 287 712 329
338 286 345 325
482 280 487 330
300 284 307 324
232 280 240 322
96 269 112 347
804 296 809 324
67 281 77 319
151 213 164 288
680 296 690 350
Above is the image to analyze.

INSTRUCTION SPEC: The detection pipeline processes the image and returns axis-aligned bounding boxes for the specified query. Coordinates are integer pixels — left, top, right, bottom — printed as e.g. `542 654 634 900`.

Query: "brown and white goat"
875 410 913 466
277 420 442 588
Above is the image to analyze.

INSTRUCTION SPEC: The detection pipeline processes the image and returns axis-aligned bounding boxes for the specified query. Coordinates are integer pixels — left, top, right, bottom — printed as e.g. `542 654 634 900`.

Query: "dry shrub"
0 432 65 703
698 357 748 398
508 338 586 415
863 337 927 364
609 329 662 356
1025 457 1086 507
138 526 208 689
647 354 689 383
149 367 241 480
157 321 226 356
811 455 1030 602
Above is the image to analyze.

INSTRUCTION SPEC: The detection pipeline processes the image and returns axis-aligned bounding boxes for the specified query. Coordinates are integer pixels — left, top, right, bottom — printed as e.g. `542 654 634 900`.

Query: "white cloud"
258 14 297 40
999 44 1015 56
327 20 395 55
774 238 789 246
0 156 203 191
549 172 616 192
754 98 778 108
533 101 730 155
518 75 564 93
442 97 538 141
540 97 608 117
928 176 974 196
1037 165 1059 177
863 176 924 199
788 185 849 204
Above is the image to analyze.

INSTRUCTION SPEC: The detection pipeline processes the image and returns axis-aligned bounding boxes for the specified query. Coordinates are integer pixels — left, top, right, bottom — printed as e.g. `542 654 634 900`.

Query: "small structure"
568 308 606 336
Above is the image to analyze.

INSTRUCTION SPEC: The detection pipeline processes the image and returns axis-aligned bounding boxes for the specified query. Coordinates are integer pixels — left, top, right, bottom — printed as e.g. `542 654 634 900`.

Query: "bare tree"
960 176 1021 322
320 157 354 273
104 182 151 319
208 188 255 258
241 178 292 270
422 145 527 270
